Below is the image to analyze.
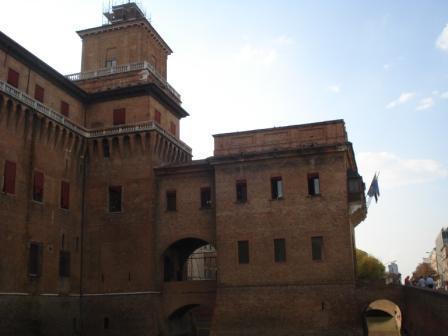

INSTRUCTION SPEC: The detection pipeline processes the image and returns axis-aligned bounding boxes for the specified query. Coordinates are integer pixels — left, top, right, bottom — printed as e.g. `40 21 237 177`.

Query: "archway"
364 299 402 336
162 238 216 282
168 304 213 336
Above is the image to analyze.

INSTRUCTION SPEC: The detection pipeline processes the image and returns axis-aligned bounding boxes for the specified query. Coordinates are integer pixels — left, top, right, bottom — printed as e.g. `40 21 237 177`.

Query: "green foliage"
356 249 385 281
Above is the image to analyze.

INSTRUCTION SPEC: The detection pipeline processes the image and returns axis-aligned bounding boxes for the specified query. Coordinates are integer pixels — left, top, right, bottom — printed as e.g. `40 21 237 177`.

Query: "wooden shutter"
155 110 161 124
113 108 126 125
34 85 44 103
61 181 70 209
60 101 70 117
7 68 19 88
3 160 16 194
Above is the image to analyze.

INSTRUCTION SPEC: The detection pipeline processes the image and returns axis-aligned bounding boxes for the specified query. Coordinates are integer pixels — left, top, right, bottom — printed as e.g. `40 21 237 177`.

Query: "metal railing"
0 80 191 154
66 61 181 101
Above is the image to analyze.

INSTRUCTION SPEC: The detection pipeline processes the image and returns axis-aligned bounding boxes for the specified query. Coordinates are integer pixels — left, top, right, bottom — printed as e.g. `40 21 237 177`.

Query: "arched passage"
364 299 402 335
162 238 216 282
168 304 213 336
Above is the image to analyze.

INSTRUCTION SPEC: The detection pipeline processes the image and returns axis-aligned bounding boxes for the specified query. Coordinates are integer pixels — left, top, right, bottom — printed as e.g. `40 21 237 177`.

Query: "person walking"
418 276 426 288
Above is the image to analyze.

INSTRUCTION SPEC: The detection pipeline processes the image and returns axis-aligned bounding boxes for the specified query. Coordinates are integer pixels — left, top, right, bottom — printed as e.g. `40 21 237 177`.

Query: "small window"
113 108 126 125
104 317 110 329
311 236 323 261
271 176 283 199
308 173 320 195
236 180 247 203
105 59 117 68
61 101 70 117
274 239 286 262
155 110 161 124
109 186 122 213
33 171 44 202
61 181 70 209
7 68 19 88
59 250 70 277
2 160 16 195
166 190 176 211
200 187 212 208
28 242 42 277
238 240 249 264
170 122 176 135
34 84 44 103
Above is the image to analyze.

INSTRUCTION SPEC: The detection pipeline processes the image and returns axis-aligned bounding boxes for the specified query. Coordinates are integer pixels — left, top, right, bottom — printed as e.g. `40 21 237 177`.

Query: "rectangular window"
236 180 247 203
109 186 122 213
308 173 320 195
61 181 70 209
274 239 286 262
271 176 283 199
59 251 70 277
33 171 44 202
28 242 42 277
60 101 70 117
113 108 126 125
155 110 161 124
311 236 323 261
238 240 249 264
102 139 110 158
200 187 212 208
2 160 16 195
105 58 117 68
7 68 19 88
34 84 44 103
170 122 176 135
166 190 177 211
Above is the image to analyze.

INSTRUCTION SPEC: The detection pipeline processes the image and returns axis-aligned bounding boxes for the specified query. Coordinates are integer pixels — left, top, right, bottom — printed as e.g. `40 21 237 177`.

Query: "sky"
1 0 447 279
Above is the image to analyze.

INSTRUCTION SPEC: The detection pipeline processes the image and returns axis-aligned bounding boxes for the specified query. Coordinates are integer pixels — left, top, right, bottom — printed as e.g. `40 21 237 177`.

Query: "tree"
412 262 436 281
356 249 385 281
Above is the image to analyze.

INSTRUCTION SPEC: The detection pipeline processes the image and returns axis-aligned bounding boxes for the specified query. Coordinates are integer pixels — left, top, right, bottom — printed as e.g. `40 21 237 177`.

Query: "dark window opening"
166 190 176 211
28 242 42 277
271 176 283 199
308 173 320 195
34 84 44 103
61 181 70 209
113 108 126 125
311 236 323 261
104 317 109 329
61 234 65 250
236 180 247 203
109 186 122 213
170 122 176 135
75 237 79 252
200 187 212 208
59 251 70 277
155 110 161 124
3 160 16 195
274 238 286 262
32 171 44 202
238 240 249 264
60 101 70 117
102 139 110 158
7 68 19 88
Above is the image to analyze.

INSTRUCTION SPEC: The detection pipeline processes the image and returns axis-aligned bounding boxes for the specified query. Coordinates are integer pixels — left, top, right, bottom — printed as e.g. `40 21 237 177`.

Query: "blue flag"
367 173 380 203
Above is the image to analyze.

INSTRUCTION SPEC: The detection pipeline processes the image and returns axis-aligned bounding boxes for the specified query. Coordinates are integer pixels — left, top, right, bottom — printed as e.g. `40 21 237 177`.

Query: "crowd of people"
403 275 443 289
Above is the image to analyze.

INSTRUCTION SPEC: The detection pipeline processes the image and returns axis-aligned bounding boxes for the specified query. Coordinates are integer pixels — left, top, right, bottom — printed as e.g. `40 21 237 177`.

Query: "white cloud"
383 63 391 70
416 97 434 110
237 45 277 66
436 24 448 52
328 85 341 93
386 92 415 109
358 152 448 189
276 35 295 46
440 91 448 99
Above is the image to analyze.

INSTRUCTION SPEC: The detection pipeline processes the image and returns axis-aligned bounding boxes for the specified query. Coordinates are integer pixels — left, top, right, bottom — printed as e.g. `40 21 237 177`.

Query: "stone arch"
167 303 214 336
161 237 216 282
363 299 402 335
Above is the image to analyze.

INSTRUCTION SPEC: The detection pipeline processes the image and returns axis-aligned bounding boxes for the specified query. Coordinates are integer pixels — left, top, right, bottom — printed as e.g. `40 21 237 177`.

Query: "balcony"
0 80 191 154
66 61 181 101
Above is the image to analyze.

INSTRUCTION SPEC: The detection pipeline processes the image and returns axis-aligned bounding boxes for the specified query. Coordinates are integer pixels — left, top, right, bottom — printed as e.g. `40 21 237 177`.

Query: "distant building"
435 228 448 287
388 262 399 275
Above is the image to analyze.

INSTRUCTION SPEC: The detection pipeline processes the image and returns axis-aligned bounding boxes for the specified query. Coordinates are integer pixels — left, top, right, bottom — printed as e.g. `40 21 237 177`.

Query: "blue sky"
1 0 447 278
